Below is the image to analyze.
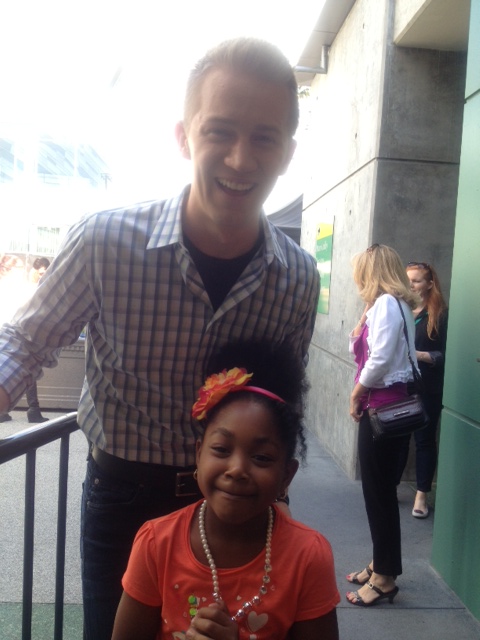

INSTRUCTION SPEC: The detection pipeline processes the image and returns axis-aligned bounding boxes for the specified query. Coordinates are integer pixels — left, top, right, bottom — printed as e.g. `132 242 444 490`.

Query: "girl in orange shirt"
112 342 340 640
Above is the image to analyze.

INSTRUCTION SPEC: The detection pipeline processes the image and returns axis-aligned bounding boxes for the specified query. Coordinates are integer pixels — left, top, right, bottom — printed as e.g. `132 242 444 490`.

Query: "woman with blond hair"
346 244 420 607
397 261 448 518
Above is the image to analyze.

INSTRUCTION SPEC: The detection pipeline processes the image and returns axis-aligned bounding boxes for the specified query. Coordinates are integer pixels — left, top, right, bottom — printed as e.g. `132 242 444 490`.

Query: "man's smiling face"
177 67 296 233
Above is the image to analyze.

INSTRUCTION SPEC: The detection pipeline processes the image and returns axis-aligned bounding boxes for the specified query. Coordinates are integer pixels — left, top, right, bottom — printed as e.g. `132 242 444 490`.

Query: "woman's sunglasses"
407 261 430 270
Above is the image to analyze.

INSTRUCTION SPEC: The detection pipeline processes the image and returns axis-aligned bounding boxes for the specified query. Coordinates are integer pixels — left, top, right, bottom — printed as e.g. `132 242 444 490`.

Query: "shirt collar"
146 188 187 250
262 215 289 268
147 185 288 269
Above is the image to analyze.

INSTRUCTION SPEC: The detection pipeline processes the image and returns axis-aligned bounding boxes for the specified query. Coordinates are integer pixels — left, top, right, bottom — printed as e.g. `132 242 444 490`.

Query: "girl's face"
195 398 298 526
407 267 432 301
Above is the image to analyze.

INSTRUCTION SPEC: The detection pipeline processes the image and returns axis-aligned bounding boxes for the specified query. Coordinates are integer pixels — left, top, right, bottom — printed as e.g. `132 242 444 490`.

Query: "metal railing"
0 413 80 640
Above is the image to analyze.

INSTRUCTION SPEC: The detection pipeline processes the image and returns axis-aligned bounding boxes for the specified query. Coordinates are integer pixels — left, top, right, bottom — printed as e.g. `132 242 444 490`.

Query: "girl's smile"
195 397 297 529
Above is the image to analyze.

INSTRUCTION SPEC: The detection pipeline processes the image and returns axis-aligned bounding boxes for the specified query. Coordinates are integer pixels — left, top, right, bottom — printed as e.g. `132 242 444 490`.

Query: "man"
0 255 49 423
0 38 320 639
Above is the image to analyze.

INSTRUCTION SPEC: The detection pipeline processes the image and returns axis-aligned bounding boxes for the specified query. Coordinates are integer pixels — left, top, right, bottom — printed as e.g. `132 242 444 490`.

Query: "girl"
112 342 340 639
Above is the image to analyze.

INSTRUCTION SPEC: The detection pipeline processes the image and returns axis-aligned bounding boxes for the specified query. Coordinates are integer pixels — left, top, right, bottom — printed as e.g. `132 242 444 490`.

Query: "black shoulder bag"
368 299 429 441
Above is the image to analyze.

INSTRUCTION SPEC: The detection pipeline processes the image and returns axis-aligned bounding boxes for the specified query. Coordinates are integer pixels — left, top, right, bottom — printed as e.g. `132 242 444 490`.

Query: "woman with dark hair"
397 262 448 518
346 244 420 607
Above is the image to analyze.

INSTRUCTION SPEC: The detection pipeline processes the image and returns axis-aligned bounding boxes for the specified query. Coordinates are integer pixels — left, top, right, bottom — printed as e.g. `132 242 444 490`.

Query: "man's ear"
279 138 297 176
175 121 191 159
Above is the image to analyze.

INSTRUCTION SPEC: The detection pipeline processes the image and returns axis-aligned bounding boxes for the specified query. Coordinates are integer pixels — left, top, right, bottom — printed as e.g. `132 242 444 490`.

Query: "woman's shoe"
412 505 429 518
346 566 372 585
346 581 399 607
412 491 430 518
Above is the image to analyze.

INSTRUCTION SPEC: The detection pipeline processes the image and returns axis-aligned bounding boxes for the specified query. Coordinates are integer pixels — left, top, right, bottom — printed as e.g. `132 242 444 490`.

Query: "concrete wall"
302 0 466 478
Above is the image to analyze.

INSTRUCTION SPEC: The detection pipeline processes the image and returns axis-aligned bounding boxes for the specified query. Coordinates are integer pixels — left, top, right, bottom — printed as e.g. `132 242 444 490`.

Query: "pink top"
353 324 408 410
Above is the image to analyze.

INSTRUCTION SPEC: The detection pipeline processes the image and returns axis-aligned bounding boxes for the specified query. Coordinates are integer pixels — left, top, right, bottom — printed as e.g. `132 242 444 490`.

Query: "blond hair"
352 244 419 309
184 37 299 135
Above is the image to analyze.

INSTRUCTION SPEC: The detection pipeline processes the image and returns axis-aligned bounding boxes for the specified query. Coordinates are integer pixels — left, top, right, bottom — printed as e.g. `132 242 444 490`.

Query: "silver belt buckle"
175 471 199 497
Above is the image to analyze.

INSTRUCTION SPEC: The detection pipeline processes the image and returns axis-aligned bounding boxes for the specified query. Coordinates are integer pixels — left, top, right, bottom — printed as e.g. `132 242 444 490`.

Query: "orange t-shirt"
122 501 340 639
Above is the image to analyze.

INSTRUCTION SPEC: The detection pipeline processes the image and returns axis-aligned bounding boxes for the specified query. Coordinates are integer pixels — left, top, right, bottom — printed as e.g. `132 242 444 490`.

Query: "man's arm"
0 216 96 410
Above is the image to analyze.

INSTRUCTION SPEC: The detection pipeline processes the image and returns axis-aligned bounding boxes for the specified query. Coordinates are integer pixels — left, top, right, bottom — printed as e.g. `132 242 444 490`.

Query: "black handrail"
0 413 80 640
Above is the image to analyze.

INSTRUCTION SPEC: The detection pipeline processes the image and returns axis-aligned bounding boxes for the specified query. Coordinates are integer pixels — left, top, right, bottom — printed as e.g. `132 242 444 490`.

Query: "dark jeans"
81 454 199 640
396 393 443 491
358 411 409 577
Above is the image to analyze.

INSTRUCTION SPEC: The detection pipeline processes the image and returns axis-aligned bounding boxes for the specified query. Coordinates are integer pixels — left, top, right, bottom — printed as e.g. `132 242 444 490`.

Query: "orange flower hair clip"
192 368 253 420
192 367 286 420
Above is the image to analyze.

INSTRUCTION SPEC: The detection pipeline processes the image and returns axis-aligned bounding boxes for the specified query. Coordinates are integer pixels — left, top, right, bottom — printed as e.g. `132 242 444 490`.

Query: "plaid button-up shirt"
0 188 319 466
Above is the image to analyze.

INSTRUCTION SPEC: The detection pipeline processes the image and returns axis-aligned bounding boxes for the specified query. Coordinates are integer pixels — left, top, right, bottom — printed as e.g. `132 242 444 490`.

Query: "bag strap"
395 298 424 391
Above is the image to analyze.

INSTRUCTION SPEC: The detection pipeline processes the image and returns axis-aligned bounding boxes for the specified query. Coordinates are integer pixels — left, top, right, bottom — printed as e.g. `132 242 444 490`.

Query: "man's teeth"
218 179 253 191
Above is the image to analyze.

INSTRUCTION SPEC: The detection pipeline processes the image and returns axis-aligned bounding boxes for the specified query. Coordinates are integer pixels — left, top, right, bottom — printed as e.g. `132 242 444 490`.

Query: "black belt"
91 445 200 497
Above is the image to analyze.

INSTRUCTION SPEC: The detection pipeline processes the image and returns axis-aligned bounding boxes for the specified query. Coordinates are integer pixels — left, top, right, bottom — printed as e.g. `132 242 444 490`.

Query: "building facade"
297 0 478 619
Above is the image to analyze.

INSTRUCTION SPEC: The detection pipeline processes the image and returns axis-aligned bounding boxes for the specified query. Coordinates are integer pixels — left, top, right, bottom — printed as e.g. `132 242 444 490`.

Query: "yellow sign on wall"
315 220 334 314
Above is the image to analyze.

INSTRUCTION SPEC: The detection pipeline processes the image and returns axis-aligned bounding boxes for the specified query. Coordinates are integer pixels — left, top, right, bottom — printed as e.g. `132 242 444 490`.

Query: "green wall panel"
432 413 480 619
442 95 480 422
432 5 480 619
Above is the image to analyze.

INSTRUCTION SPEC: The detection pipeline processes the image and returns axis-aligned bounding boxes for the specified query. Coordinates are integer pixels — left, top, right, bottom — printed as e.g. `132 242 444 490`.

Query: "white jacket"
349 294 418 389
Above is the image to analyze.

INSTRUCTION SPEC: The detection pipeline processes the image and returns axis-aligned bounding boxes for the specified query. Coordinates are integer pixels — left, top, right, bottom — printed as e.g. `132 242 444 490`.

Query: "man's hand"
186 601 238 640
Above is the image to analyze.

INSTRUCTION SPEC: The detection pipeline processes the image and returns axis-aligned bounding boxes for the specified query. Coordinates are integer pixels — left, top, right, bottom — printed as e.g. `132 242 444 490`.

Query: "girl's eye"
253 453 274 464
210 445 229 455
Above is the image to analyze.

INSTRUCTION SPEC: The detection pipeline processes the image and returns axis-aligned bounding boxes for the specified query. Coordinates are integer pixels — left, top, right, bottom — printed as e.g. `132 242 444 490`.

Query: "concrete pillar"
302 0 466 478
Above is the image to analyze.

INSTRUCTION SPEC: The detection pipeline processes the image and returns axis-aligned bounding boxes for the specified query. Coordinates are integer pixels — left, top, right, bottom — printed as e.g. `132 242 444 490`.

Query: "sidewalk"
290 431 480 640
1 409 480 639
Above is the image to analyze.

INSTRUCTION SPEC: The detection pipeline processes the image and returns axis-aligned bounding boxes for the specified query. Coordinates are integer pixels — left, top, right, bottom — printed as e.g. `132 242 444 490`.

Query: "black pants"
396 393 443 491
358 411 409 577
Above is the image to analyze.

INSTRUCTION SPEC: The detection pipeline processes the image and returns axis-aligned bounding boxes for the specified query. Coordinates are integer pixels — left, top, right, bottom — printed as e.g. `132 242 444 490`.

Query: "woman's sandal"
346 581 399 607
346 566 373 585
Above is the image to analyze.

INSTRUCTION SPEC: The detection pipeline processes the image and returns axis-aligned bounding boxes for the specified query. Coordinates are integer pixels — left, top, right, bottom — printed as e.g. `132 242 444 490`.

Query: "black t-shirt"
183 232 264 311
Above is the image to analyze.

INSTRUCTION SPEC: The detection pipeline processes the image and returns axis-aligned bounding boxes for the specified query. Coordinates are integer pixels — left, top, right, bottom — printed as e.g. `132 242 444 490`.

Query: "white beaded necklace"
198 499 274 622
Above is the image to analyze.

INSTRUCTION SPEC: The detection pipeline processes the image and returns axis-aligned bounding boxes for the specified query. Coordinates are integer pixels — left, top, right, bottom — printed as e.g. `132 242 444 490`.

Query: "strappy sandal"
346 565 372 585
346 581 399 607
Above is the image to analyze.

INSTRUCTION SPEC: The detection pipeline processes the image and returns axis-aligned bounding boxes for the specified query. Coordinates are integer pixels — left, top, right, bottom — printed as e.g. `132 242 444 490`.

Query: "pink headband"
230 385 286 404
192 367 286 421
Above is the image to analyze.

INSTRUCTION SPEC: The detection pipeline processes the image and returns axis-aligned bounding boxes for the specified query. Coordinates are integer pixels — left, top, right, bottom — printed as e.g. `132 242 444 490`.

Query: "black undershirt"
183 232 264 311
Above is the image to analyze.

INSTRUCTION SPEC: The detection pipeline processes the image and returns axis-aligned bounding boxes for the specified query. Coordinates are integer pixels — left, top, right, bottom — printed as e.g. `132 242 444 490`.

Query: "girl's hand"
185 601 239 640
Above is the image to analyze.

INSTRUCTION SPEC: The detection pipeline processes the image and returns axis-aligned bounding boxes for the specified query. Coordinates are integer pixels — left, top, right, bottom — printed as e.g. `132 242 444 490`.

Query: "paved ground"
1 409 480 639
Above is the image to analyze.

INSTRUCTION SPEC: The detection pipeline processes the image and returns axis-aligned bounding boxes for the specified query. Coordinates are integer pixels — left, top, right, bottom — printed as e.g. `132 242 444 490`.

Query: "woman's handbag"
369 393 429 440
368 299 429 441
